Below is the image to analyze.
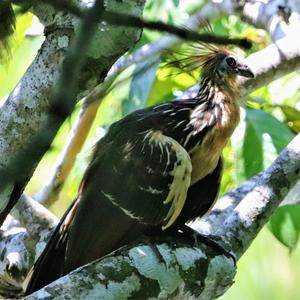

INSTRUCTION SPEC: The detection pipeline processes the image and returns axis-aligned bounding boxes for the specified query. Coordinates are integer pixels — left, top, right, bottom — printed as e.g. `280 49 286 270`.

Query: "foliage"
0 12 44 100
269 204 300 251
1 1 300 298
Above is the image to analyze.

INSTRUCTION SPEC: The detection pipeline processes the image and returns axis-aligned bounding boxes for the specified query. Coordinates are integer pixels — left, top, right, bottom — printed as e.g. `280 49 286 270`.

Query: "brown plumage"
25 44 254 294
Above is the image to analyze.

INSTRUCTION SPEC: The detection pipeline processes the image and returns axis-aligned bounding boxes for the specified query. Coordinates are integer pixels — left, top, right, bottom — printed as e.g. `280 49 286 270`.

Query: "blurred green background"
1 1 300 299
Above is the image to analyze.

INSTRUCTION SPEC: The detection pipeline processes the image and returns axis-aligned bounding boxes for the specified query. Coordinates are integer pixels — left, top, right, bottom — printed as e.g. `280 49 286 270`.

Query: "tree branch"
192 134 300 256
13 0 252 48
218 134 300 258
1 0 106 210
0 195 57 297
240 0 300 41
24 240 236 300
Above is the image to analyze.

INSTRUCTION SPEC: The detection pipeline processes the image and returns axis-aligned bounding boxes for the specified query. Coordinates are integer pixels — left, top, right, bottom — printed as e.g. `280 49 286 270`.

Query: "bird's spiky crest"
165 42 230 80
163 19 232 81
171 43 227 68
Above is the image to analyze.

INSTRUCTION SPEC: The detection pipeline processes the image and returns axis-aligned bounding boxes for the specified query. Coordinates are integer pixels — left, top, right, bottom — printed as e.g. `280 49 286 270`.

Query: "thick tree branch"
1 0 106 208
192 134 300 255
240 34 300 94
218 134 300 258
0 195 57 297
24 239 236 300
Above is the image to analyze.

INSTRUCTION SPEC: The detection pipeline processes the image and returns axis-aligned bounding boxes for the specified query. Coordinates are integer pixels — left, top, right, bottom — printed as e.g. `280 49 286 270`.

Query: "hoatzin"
25 45 254 294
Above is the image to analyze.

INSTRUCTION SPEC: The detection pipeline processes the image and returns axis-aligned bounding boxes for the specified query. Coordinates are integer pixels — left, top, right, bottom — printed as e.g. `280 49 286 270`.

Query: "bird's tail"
23 198 79 295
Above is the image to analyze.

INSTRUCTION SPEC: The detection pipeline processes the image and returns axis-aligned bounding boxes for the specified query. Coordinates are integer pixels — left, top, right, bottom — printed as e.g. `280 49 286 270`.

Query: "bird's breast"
189 97 240 185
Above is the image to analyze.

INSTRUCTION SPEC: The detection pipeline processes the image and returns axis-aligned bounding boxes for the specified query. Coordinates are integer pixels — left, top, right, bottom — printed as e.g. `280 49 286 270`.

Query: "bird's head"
166 44 254 88
218 53 254 78
199 48 254 85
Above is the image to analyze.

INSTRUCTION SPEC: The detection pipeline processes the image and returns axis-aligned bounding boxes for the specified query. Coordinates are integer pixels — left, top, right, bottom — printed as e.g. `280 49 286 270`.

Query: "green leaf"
147 63 196 106
278 104 300 133
242 117 263 179
172 0 179 7
0 12 44 99
269 204 300 251
278 105 300 122
122 56 160 115
242 108 293 179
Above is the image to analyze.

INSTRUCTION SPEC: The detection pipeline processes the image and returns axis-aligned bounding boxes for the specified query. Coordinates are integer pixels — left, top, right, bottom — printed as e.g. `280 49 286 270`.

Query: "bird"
24 43 254 294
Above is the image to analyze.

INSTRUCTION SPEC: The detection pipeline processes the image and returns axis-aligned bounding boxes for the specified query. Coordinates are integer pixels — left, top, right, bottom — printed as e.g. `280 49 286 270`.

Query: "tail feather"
24 199 79 295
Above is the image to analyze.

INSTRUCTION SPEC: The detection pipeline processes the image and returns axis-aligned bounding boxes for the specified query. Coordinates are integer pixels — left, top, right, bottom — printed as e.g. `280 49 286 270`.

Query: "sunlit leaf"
279 105 300 121
0 12 44 99
278 105 300 133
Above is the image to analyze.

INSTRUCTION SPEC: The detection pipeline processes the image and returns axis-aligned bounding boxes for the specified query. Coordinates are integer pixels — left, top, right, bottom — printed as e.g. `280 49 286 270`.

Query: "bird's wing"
62 129 193 271
25 127 193 293
81 128 192 230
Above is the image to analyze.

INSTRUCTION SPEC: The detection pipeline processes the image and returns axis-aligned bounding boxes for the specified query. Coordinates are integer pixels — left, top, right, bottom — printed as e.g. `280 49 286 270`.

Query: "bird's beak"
236 62 254 78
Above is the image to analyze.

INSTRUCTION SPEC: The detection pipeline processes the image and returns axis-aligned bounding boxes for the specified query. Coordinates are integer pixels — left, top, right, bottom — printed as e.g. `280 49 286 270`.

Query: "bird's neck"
197 77 239 103
188 76 240 184
189 76 240 133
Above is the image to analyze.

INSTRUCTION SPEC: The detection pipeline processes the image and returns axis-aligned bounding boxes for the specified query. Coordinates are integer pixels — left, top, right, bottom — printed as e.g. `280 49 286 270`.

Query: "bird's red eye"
226 57 236 67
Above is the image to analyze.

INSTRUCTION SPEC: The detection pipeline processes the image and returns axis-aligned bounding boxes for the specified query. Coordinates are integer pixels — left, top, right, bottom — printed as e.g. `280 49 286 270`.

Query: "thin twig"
101 11 252 49
12 0 252 48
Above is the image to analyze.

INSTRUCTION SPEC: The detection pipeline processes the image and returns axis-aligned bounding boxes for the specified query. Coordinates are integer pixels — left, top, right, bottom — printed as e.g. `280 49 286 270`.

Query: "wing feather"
83 129 192 229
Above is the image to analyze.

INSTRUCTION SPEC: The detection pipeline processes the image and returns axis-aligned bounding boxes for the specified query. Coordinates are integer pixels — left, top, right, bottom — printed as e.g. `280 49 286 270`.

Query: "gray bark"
24 240 236 300
0 195 58 298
